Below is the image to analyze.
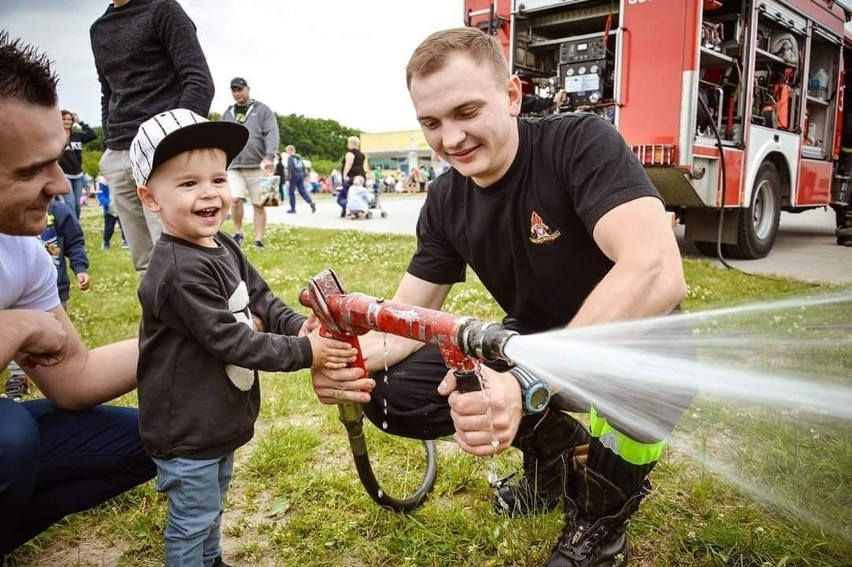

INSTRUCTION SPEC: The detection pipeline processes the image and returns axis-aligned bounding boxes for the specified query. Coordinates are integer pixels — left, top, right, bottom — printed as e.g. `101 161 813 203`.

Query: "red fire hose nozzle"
298 269 518 384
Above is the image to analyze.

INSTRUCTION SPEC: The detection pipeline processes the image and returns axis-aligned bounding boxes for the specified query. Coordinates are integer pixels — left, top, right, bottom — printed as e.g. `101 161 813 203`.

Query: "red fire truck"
464 0 852 258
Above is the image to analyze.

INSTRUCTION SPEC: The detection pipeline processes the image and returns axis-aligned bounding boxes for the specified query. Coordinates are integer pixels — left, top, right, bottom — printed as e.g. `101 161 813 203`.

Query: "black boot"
544 457 649 567
493 409 590 517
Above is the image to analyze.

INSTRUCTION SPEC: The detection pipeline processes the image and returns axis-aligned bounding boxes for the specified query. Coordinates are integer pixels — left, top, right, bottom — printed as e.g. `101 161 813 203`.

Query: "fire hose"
299 269 518 512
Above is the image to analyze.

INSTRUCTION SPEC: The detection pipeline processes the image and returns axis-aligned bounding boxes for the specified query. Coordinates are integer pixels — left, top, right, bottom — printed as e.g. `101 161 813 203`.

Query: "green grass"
6 207 851 567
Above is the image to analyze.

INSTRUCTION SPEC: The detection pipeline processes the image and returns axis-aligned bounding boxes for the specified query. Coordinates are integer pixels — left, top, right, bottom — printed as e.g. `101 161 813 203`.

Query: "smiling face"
137 148 230 247
409 52 522 188
0 100 69 235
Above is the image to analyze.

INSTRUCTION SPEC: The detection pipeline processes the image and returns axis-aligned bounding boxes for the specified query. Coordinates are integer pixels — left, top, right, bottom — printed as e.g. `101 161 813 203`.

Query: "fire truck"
464 0 852 258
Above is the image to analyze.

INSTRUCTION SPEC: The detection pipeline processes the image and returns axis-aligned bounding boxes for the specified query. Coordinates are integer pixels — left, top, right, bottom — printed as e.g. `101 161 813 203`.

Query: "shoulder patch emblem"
529 211 561 244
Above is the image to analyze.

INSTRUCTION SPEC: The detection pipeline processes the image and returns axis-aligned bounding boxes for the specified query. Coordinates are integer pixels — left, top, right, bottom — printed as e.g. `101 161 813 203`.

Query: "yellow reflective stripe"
842 147 852 154
588 406 666 466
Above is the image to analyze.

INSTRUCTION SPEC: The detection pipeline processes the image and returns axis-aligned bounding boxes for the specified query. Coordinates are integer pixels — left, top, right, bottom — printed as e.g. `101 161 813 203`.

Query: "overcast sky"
0 0 461 133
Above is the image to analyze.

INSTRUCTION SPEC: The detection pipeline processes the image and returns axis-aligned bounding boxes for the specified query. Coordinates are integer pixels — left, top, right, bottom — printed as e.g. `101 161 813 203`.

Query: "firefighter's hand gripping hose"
299 269 520 512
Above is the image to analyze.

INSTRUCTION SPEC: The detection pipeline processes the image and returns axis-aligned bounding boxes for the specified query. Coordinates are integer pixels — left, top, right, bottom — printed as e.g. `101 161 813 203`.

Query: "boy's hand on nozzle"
77 272 90 291
298 313 321 337
307 327 358 369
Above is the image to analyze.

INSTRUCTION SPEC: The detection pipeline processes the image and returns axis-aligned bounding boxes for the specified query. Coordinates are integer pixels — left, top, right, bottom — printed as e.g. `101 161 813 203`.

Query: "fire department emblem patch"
529 211 561 244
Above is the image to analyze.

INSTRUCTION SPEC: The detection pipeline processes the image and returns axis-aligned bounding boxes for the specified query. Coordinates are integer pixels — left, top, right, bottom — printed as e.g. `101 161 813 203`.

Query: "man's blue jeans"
0 399 155 554
154 454 234 567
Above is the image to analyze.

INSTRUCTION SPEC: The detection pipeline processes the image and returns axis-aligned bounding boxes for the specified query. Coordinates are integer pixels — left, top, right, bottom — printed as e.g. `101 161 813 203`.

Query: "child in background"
96 174 127 249
129 109 357 567
345 175 372 220
1 198 90 400
41 198 91 311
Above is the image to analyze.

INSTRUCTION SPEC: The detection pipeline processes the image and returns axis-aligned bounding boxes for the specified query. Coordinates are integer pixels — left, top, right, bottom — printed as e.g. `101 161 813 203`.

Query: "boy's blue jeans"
0 399 155 554
154 454 234 567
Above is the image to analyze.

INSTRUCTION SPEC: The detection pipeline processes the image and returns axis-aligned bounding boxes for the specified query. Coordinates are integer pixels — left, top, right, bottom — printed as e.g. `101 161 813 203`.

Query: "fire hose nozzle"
457 319 518 364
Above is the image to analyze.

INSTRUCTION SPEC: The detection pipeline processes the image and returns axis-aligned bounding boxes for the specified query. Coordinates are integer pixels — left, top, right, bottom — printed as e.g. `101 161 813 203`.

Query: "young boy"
129 109 357 567
2 198 90 400
345 175 372 220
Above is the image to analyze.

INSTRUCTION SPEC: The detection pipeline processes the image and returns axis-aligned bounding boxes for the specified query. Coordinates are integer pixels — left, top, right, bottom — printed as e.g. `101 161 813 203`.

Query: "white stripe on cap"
129 108 210 186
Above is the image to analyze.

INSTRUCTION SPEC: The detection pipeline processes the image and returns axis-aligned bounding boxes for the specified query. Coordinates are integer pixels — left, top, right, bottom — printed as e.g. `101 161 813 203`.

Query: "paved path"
675 208 851 285
254 194 851 285
259 194 423 236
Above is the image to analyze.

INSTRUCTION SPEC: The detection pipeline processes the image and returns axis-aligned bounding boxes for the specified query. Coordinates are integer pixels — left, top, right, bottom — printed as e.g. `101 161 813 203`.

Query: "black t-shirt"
408 113 661 333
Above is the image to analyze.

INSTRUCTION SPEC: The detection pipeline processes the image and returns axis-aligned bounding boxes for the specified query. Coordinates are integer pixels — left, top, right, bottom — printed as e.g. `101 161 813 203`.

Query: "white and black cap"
129 109 248 187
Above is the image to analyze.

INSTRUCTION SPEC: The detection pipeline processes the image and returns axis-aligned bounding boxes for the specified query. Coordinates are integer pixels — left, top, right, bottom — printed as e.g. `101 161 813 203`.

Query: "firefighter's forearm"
359 331 424 373
569 257 686 328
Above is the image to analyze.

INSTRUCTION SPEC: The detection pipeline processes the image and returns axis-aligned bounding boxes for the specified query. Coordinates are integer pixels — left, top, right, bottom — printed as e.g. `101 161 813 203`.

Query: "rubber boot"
544 457 649 567
493 409 590 517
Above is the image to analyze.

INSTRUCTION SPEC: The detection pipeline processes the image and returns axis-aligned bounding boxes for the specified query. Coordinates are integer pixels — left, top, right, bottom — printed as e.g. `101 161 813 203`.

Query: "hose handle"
454 370 482 393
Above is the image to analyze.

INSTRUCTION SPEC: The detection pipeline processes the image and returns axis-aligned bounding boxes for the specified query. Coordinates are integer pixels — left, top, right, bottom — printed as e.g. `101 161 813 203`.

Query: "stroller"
365 179 388 219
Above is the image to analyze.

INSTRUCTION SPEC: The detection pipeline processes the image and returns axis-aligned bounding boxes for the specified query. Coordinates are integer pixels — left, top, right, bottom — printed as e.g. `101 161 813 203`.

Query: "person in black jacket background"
59 110 96 219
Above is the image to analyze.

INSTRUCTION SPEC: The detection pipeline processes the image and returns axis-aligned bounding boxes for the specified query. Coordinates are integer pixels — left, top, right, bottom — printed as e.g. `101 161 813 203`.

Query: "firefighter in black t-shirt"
311 28 690 566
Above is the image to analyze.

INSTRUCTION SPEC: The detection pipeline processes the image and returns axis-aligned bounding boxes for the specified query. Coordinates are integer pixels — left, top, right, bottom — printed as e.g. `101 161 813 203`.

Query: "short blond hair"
406 27 508 90
347 136 361 149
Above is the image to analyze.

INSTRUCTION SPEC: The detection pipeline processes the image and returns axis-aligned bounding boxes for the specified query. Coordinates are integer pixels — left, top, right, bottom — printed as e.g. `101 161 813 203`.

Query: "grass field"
5 207 851 567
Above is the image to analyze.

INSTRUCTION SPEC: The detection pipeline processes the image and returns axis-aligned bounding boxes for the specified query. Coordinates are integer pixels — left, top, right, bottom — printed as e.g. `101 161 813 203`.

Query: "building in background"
361 130 434 175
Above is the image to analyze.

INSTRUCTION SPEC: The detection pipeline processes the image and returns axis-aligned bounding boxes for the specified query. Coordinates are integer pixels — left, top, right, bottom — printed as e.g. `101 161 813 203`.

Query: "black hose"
697 93 735 270
339 402 437 512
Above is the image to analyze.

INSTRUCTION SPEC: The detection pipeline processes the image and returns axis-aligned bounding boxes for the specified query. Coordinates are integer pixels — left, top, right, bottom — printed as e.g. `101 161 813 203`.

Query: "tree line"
83 113 361 177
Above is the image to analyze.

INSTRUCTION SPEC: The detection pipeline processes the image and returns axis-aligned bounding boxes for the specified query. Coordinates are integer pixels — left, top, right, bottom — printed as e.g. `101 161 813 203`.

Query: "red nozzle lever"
300 270 366 373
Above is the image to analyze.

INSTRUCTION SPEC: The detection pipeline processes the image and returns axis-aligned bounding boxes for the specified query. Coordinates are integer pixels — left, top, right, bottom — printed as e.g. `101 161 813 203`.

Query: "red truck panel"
618 1 700 146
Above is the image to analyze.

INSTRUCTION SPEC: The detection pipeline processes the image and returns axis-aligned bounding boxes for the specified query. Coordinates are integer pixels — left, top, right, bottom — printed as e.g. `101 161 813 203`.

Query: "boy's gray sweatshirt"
222 101 280 168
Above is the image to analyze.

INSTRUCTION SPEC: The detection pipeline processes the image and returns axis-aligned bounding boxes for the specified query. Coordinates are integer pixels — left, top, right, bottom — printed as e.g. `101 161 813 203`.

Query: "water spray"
299 269 518 511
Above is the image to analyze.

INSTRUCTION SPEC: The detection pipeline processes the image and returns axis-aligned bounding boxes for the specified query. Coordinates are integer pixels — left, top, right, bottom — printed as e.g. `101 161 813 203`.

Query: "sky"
0 0 462 133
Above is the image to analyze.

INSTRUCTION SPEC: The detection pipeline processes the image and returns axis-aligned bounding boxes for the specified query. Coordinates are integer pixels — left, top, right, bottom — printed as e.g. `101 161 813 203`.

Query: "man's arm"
22 306 138 410
571 196 687 327
262 106 280 164
93 61 111 146
156 0 215 116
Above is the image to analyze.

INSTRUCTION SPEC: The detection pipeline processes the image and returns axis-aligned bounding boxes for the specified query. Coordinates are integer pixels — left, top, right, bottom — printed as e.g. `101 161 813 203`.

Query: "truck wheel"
694 241 720 257
725 161 781 259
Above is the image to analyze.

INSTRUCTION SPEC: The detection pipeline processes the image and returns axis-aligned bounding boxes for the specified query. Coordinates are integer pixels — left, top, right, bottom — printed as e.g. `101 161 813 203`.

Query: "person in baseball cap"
129 108 360 567
129 108 247 188
230 77 248 89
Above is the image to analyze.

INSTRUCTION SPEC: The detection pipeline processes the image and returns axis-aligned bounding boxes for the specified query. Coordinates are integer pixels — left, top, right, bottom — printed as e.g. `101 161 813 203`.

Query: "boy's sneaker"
3 374 29 401
233 233 244 246
102 241 110 250
212 556 233 567
254 240 265 249
121 240 129 249
310 202 317 213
